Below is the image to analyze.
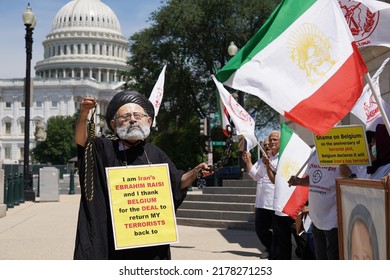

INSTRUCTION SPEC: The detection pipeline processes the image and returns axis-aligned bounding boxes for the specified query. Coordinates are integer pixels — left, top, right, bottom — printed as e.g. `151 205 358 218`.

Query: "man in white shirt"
243 138 274 259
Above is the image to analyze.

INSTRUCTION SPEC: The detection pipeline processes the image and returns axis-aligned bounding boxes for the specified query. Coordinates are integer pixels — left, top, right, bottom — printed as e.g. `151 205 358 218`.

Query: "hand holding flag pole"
258 141 268 157
256 139 277 171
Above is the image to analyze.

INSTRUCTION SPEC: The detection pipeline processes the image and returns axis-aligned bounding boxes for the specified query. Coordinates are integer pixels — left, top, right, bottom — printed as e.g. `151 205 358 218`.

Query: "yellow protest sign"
106 163 178 250
314 125 371 166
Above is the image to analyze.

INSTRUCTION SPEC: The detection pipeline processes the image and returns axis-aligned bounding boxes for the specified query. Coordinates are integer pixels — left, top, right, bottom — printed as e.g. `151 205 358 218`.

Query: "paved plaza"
0 194 263 260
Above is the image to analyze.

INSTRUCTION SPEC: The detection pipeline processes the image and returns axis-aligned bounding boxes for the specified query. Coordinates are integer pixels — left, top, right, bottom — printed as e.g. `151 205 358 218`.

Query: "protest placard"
314 125 370 166
106 164 178 250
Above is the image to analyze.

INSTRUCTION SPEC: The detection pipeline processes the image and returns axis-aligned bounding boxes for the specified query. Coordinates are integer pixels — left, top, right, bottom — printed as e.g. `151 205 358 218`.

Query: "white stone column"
0 168 6 218
67 95 76 116
44 96 50 120
13 96 18 135
102 43 106 55
59 96 65 116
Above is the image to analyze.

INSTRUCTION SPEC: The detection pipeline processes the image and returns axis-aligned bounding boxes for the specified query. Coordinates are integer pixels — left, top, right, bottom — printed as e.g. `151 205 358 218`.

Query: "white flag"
212 75 257 151
216 91 232 137
351 58 390 131
352 0 390 12
149 64 167 126
339 0 390 48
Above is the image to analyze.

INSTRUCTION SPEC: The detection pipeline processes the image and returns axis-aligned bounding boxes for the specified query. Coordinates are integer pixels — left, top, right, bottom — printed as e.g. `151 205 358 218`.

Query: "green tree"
31 115 77 165
123 0 280 169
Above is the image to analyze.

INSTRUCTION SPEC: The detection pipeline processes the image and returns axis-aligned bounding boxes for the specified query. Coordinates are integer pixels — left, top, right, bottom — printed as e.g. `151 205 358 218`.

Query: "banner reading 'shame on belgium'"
314 125 371 166
106 164 178 250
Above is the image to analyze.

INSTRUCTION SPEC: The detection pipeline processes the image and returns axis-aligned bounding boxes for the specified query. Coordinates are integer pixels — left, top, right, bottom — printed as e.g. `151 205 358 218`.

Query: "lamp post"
227 41 238 56
228 42 245 173
22 3 36 201
98 120 105 137
227 42 243 105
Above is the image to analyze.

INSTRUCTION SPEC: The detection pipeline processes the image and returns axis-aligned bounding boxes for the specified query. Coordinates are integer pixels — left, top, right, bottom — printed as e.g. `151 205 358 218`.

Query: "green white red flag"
216 0 367 136
274 123 312 219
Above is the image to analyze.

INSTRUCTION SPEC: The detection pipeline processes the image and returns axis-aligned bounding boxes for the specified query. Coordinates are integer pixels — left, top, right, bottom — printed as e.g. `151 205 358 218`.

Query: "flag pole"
295 147 316 177
257 140 267 156
364 72 390 135
256 140 277 171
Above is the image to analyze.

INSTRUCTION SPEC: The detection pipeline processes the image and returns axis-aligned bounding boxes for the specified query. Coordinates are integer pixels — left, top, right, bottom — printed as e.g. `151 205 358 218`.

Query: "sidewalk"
0 194 264 260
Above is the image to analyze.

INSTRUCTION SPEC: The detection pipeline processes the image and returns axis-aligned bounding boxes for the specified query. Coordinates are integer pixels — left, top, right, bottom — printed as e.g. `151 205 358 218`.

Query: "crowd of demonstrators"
286 123 390 260
242 138 274 259
241 123 390 260
73 89 390 261
73 91 213 260
243 125 380 260
243 131 312 260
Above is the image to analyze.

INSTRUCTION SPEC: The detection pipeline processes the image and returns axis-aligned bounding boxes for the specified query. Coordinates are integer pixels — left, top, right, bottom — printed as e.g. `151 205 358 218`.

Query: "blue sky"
0 0 164 79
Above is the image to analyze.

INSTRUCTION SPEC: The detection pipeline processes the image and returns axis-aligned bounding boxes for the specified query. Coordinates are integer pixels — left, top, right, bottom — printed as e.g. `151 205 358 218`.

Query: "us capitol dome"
35 0 128 81
0 0 130 164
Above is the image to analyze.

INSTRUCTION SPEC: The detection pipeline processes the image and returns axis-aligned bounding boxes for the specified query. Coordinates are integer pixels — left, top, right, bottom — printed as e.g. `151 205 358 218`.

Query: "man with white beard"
74 91 212 260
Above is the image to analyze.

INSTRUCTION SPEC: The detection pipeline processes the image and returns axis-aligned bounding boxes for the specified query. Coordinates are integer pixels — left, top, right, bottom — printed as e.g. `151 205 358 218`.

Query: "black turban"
106 91 155 131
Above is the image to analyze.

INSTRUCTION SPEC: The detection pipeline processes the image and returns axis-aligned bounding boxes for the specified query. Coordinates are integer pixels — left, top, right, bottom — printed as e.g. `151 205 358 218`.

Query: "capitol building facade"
0 0 128 164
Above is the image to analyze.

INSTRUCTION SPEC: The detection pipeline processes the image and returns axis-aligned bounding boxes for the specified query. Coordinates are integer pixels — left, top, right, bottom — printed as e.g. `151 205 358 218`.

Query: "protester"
366 124 390 179
73 91 212 260
340 124 390 180
288 151 354 260
242 138 274 259
257 131 310 260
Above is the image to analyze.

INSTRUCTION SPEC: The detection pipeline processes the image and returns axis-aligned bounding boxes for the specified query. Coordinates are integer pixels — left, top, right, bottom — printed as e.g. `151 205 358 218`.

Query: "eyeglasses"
114 112 149 122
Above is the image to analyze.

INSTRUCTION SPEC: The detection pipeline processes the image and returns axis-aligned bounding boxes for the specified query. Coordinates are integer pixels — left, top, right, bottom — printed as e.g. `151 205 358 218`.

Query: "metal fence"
2 164 75 209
